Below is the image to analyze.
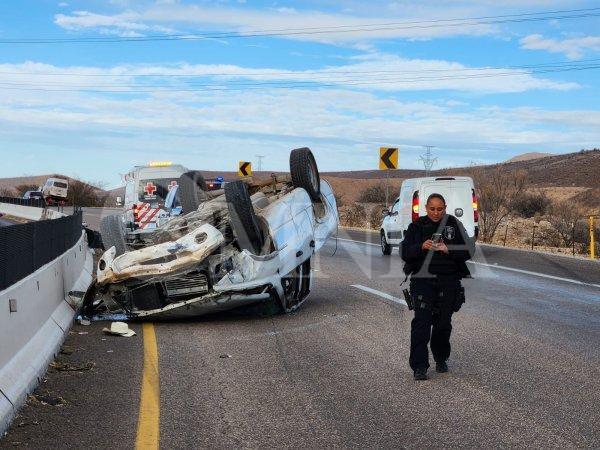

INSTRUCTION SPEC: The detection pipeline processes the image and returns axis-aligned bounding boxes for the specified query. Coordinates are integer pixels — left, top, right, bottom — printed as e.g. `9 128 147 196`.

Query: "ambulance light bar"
148 161 173 167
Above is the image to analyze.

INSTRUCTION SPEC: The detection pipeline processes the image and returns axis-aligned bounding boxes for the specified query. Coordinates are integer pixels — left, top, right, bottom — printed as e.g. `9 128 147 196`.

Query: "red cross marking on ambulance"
144 182 157 195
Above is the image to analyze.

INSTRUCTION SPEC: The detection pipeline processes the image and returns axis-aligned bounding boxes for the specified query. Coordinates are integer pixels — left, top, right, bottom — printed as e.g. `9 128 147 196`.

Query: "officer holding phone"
401 193 475 380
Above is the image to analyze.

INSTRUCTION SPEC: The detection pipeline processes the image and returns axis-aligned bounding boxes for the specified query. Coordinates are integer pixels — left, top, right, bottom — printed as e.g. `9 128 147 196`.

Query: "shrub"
342 204 366 228
511 191 551 218
358 184 386 203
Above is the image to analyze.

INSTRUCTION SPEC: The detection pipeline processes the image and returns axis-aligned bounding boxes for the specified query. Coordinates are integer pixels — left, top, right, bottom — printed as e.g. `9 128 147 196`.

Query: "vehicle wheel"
178 170 207 214
289 147 321 201
381 231 391 255
99 214 128 256
224 180 265 254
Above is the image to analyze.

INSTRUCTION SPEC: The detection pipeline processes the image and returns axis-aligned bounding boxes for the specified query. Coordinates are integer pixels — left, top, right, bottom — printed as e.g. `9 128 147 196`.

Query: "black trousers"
409 277 460 370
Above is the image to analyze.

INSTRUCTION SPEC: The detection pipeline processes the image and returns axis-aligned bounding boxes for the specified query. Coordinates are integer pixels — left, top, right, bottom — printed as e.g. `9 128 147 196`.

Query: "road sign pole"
385 170 390 208
590 215 596 259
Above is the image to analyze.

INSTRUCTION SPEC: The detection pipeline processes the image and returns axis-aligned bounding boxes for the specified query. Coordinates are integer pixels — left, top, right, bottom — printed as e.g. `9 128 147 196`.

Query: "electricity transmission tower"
420 145 437 176
255 155 265 172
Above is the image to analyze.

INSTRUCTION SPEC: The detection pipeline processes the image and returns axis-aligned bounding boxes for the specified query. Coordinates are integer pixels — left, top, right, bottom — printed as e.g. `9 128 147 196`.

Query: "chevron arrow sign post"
379 147 398 170
238 161 252 177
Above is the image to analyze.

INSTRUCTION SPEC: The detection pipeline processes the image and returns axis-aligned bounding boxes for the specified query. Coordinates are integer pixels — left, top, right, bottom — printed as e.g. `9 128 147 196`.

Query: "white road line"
351 284 408 307
468 261 600 289
335 237 380 248
338 236 600 290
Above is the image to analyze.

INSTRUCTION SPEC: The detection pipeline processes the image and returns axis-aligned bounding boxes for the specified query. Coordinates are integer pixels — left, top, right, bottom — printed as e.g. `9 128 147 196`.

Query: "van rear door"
420 179 475 237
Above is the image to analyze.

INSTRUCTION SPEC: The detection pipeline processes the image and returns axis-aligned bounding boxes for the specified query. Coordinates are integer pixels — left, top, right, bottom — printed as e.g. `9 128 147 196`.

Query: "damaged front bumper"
95 225 287 319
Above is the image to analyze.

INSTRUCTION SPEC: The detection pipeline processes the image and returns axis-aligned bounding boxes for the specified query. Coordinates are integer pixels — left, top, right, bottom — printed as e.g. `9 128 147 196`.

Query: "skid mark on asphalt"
351 284 408 307
136 323 160 450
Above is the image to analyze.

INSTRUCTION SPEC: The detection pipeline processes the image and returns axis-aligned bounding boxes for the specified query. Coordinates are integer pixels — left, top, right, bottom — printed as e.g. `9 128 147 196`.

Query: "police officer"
401 193 475 380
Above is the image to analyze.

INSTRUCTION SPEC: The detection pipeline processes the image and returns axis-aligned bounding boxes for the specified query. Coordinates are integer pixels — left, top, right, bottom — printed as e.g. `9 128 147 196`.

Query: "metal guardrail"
0 196 46 208
0 211 82 291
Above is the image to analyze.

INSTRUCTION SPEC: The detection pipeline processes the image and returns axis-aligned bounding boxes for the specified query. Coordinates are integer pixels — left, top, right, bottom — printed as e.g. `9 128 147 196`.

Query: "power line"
0 64 597 93
1 58 599 78
0 7 599 44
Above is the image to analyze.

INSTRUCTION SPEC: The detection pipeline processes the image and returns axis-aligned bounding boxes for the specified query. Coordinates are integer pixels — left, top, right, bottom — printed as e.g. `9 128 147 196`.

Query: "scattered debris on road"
49 361 95 372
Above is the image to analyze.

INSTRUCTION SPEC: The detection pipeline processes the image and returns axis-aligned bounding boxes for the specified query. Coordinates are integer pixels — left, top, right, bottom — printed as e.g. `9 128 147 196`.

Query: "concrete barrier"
0 203 65 221
0 231 93 434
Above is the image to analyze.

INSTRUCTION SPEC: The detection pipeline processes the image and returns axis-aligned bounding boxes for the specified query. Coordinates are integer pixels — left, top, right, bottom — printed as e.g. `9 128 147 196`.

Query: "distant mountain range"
2 149 598 206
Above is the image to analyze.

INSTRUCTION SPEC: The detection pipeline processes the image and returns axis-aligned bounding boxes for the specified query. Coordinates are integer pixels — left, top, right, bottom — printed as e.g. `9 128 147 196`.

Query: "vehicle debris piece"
50 361 95 372
102 321 136 337
28 393 66 407
90 147 339 320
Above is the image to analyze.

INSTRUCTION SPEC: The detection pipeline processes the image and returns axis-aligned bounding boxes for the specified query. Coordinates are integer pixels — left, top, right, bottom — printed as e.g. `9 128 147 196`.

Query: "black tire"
381 231 391 256
178 170 207 214
289 147 321 201
224 181 264 254
99 214 128 256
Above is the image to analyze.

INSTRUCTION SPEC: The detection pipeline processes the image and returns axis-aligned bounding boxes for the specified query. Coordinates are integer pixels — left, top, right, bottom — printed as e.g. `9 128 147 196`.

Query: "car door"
386 199 402 245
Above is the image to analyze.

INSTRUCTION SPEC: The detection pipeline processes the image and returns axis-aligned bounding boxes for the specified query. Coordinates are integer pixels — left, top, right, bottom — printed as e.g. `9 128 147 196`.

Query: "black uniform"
401 214 475 371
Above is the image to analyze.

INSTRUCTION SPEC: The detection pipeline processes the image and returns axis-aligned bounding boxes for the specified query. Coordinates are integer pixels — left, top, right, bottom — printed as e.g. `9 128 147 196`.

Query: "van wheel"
290 147 321 201
381 231 391 255
225 180 264 254
99 214 128 256
178 171 207 214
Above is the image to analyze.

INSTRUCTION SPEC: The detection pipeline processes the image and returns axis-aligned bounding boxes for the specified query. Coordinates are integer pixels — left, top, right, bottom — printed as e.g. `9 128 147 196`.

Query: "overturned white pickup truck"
91 148 338 319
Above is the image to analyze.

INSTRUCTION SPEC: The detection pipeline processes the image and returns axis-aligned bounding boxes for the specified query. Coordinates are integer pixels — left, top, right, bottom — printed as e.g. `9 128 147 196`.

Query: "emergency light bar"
148 161 173 167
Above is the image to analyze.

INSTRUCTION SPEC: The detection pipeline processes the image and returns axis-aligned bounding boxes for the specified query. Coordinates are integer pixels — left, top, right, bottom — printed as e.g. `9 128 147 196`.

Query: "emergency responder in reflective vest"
401 193 475 381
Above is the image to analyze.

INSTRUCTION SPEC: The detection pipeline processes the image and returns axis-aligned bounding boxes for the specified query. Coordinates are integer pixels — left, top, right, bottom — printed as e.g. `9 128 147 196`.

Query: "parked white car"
41 177 69 205
91 148 338 319
380 176 478 255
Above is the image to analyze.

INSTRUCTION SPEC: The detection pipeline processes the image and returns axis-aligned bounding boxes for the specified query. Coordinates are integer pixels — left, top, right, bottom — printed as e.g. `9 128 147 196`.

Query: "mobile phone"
432 233 442 244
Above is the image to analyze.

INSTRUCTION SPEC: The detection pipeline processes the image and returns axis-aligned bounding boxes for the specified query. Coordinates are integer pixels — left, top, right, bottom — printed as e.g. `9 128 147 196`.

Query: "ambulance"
122 161 187 231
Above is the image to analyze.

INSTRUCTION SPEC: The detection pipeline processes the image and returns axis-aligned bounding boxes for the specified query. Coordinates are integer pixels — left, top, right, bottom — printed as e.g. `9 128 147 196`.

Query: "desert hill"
506 152 553 163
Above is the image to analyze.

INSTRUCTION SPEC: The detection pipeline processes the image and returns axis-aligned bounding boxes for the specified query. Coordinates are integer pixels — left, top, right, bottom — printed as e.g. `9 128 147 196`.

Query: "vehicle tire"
224 180 264 254
381 231 391 255
99 214 128 256
289 147 321 201
178 170 207 214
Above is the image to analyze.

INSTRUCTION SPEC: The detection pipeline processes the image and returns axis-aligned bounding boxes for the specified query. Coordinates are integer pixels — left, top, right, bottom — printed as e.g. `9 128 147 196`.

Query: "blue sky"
0 0 598 187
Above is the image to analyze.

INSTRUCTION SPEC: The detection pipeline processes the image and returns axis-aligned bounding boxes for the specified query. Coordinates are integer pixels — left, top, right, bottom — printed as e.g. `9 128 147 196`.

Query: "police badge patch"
443 226 455 240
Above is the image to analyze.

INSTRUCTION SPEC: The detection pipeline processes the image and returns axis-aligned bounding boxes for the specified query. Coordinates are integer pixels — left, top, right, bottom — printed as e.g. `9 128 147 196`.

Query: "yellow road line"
136 323 160 450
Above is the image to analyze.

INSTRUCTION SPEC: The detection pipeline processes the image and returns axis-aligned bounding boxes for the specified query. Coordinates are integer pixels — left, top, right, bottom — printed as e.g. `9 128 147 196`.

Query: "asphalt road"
2 228 599 448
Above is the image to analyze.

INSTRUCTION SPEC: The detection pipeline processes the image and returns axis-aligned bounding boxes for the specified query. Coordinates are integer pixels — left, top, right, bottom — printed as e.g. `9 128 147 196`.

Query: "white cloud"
0 61 595 182
520 34 600 60
0 55 576 95
53 3 500 43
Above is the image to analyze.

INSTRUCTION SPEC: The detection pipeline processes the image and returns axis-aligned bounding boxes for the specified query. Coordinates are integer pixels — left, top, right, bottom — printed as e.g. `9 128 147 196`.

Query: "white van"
41 177 69 205
380 176 478 255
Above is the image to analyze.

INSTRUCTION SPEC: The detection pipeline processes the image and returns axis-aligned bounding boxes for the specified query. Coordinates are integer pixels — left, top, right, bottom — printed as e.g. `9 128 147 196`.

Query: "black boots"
413 368 427 380
436 361 448 373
